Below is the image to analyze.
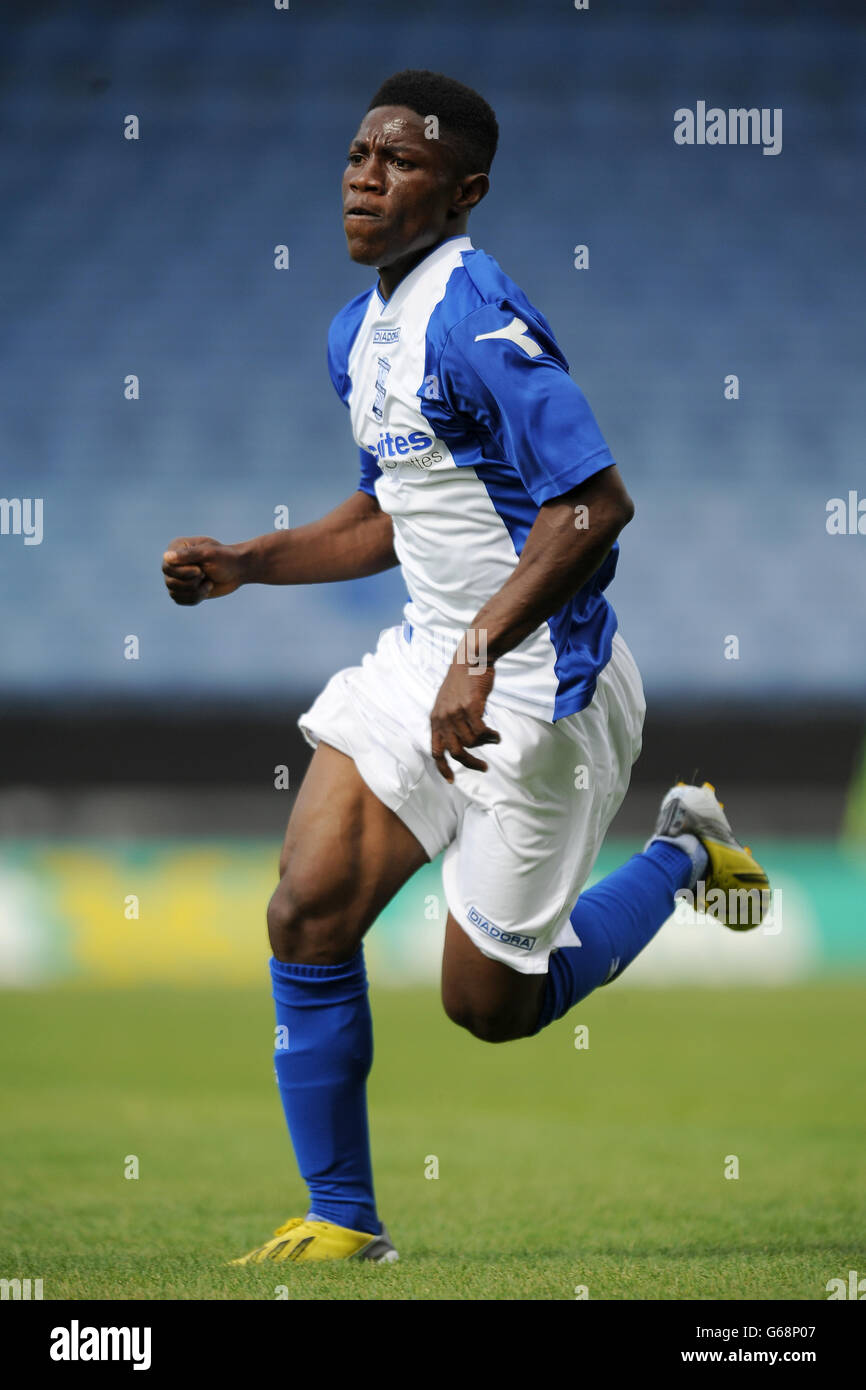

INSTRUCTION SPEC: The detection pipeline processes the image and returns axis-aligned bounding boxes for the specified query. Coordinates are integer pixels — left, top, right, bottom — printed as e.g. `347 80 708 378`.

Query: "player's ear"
454 171 489 214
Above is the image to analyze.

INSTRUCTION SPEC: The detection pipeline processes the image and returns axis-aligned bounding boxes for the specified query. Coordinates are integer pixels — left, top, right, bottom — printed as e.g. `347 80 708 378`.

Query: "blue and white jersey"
327 234 621 722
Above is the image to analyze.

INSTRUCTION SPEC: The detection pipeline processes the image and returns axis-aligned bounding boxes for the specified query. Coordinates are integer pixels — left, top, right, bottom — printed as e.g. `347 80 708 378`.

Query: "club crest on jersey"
372 327 401 344
371 356 391 422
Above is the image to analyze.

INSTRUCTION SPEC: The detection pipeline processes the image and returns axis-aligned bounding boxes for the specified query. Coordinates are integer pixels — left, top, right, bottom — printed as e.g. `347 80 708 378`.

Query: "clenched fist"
162 536 247 606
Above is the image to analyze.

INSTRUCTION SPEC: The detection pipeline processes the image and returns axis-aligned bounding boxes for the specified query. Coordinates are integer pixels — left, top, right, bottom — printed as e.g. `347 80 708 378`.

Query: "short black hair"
367 69 498 176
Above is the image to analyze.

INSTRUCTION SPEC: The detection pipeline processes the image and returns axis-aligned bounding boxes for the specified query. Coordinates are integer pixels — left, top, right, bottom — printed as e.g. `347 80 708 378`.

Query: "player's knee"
442 992 525 1044
266 871 361 965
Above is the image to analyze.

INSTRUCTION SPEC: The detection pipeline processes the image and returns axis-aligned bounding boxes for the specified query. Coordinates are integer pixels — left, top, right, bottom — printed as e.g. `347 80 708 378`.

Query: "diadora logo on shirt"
366 430 443 471
372 327 401 344
467 905 536 952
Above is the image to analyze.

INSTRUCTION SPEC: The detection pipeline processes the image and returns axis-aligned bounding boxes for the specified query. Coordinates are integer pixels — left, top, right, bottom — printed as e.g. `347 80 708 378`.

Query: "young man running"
162 70 770 1265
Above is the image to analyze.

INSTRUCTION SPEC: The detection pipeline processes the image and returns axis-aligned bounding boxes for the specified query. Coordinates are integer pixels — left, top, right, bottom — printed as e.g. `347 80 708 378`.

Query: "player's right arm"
162 488 397 606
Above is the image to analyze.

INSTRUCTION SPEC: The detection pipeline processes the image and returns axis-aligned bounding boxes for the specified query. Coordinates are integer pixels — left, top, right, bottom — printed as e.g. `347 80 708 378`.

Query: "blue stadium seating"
1 4 863 700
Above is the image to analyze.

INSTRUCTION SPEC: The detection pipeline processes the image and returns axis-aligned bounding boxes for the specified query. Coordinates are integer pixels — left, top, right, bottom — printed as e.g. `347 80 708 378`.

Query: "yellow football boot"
231 1216 398 1265
649 781 771 930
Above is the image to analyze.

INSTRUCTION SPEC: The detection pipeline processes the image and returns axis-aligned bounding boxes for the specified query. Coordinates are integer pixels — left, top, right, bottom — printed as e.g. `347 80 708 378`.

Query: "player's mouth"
344 205 382 219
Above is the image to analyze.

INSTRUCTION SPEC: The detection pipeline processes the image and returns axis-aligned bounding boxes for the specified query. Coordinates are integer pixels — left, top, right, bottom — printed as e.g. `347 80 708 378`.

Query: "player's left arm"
429 465 633 782
430 302 633 782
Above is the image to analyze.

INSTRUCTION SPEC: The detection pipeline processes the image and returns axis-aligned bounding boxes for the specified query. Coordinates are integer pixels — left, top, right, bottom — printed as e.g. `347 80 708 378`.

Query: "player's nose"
349 157 384 193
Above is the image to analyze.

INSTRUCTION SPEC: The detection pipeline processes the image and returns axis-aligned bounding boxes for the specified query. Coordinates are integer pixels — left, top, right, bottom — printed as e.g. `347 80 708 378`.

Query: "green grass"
1 983 864 1300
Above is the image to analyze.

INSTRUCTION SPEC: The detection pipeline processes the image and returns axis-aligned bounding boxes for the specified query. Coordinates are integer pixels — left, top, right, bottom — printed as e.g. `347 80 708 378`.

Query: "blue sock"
534 840 693 1033
270 949 380 1235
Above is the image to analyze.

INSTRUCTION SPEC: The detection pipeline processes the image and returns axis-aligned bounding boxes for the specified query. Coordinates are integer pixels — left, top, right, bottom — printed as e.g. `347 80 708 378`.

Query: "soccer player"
162 70 770 1264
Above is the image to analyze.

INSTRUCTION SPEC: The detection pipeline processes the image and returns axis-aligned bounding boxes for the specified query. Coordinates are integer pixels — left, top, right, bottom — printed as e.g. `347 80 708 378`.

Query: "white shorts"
298 623 646 975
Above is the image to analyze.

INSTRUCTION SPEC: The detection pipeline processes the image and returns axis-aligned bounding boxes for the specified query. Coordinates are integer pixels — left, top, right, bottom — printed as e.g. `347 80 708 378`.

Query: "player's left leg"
440 628 647 1039
442 833 700 1042
442 784 770 1042
441 911 545 1041
441 835 697 1042
440 634 769 1043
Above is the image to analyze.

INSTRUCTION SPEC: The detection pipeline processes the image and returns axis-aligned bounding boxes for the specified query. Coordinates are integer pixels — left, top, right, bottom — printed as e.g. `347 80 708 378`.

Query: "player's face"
342 106 463 271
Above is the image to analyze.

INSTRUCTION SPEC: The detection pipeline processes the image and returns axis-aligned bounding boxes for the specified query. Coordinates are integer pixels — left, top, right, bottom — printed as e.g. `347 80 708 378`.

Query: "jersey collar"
374 235 473 311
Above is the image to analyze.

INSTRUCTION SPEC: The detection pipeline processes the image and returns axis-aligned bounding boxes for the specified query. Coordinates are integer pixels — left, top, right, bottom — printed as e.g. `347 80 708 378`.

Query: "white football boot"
648 781 771 930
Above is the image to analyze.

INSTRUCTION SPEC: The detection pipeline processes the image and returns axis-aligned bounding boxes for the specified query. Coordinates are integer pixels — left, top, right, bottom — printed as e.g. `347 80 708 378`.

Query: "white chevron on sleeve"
473 315 543 358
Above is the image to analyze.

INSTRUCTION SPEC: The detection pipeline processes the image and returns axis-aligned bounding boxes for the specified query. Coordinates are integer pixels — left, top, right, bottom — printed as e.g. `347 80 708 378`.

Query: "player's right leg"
268 739 428 966
232 740 429 1266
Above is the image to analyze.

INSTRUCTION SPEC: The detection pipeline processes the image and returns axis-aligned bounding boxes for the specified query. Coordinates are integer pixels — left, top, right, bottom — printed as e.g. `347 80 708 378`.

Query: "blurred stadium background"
1 0 864 989
0 0 865 1301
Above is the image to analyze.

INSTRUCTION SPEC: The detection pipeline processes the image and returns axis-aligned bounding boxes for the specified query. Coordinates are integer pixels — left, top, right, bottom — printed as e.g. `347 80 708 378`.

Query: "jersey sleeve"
357 446 380 498
327 317 351 405
328 292 379 495
327 290 373 406
438 302 615 505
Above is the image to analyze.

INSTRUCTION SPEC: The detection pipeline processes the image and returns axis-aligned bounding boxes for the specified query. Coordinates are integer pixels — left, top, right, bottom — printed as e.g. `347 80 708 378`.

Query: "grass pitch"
1 982 864 1300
